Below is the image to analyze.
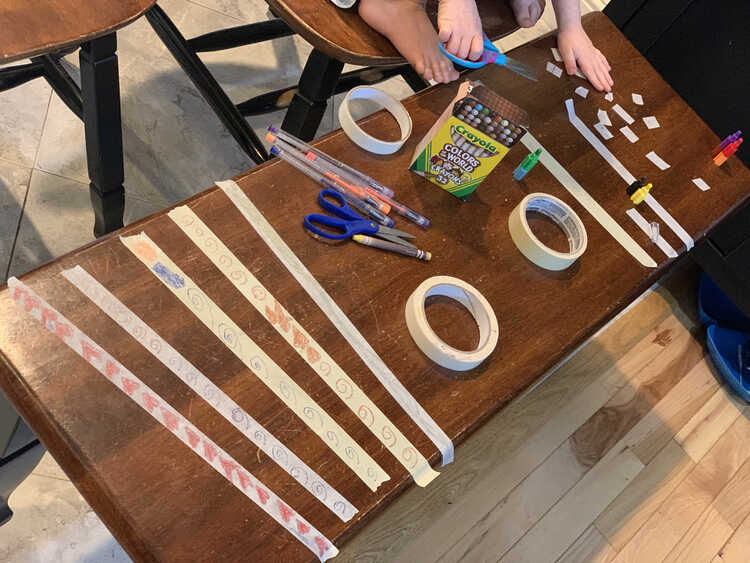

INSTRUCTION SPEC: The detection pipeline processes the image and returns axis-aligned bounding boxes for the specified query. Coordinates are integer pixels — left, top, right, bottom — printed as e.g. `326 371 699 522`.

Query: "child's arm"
552 0 613 91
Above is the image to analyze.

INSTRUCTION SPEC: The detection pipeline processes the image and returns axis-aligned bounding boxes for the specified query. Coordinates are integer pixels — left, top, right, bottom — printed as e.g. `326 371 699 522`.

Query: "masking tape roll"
338 86 412 155
508 193 587 271
405 276 499 371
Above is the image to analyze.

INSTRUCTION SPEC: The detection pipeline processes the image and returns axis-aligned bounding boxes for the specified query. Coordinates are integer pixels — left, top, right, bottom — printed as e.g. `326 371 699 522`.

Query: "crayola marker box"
409 80 529 199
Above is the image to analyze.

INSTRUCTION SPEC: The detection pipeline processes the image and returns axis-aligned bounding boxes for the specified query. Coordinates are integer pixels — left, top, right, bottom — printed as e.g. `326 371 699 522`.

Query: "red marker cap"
722 138 743 157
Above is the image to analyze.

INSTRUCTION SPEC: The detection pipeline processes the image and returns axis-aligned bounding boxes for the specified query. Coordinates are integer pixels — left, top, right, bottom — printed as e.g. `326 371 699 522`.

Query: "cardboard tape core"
405 276 499 371
508 193 587 271
338 86 412 154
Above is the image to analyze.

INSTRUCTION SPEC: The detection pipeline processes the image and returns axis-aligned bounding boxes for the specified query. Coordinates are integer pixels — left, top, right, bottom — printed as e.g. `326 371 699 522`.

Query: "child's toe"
468 35 484 60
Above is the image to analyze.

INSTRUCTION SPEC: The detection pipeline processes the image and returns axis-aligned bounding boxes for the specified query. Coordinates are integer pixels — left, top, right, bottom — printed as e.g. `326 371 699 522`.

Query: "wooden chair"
144 0 520 163
0 0 157 237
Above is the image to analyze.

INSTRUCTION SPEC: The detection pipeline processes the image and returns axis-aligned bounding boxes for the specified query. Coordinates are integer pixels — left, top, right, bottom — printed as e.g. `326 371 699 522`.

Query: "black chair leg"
145 4 268 164
37 54 84 120
79 34 125 238
281 49 344 141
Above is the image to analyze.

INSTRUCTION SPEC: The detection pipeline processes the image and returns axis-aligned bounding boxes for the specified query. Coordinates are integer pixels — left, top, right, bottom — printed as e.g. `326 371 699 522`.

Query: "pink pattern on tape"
7 278 339 562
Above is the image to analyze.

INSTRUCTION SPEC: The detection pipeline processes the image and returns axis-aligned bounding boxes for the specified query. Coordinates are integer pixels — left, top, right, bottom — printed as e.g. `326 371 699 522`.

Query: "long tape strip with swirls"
168 206 439 487
121 233 389 492
62 265 357 521
7 278 338 562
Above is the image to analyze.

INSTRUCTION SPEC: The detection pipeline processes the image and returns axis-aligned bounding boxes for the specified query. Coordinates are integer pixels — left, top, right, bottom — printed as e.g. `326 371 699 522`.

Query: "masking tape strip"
338 86 412 155
168 207 438 487
121 233 389 491
508 193 587 270
520 132 656 268
625 208 678 259
218 180 454 466
7 278 338 562
62 265 357 520
565 99 693 252
405 276 499 371
612 103 634 125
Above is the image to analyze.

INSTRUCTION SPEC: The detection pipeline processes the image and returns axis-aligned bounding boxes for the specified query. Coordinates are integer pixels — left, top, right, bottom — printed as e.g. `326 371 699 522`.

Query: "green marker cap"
520 148 542 172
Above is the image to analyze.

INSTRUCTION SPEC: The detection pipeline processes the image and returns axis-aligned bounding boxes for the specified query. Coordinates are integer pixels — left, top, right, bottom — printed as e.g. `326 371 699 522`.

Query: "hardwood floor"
339 264 750 562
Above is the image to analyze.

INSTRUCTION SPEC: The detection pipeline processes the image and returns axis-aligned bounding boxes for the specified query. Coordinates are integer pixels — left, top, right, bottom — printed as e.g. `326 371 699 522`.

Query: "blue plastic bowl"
706 324 750 403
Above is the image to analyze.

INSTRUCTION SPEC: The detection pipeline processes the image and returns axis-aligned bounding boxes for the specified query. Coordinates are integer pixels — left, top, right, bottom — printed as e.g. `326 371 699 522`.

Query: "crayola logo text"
455 124 497 153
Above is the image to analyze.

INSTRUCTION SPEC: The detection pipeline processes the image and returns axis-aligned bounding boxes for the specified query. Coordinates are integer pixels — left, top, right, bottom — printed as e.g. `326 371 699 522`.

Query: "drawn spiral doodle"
325 430 339 448
290 465 308 485
217 321 239 349
132 325 146 339
367 466 377 479
231 407 245 424
335 378 353 400
251 285 266 300
186 287 207 312
311 481 327 500
179 214 195 226
204 237 218 251
333 501 348 516
319 361 331 377
272 445 289 466
229 270 248 285
303 406 324 428
253 428 266 444
193 224 204 237
203 383 220 406
114 304 131 325
278 380 296 405
344 446 360 465
249 356 267 379
148 339 162 354
218 254 232 268
381 425 397 448
357 405 375 428
401 447 419 468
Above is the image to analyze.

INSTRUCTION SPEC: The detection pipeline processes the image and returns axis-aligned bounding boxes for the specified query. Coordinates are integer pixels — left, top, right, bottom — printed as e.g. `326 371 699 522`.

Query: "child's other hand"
557 25 613 92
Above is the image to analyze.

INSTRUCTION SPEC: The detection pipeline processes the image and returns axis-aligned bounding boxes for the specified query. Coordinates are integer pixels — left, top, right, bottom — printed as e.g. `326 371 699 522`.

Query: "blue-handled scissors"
439 33 538 82
304 189 416 248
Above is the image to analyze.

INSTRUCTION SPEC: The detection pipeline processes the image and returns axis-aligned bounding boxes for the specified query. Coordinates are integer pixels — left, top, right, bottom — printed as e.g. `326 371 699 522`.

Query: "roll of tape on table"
405 276 499 371
338 86 413 155
508 193 587 271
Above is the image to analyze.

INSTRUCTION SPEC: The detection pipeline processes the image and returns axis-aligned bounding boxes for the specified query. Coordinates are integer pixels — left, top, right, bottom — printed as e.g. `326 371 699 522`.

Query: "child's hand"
557 24 613 92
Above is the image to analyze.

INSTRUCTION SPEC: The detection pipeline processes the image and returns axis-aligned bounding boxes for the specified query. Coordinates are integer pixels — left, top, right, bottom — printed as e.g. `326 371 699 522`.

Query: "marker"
714 138 743 166
630 183 652 205
352 234 431 261
712 130 742 157
513 148 542 180
365 188 431 229
267 126 395 197
269 145 394 227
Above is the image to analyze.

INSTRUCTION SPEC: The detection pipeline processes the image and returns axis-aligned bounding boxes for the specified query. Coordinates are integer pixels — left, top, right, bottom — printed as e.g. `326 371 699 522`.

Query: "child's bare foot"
510 0 545 27
437 0 484 61
359 0 460 83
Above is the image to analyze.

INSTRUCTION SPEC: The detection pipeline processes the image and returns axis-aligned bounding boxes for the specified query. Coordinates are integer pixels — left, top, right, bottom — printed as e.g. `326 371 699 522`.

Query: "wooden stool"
145 0 520 161
0 0 156 237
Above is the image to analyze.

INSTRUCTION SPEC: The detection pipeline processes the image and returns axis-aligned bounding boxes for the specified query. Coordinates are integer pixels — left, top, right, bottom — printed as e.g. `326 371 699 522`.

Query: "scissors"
304 189 416 248
439 33 538 82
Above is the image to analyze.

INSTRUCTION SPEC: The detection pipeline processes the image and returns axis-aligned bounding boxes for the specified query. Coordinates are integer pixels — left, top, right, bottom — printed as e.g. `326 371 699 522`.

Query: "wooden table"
1 13 747 562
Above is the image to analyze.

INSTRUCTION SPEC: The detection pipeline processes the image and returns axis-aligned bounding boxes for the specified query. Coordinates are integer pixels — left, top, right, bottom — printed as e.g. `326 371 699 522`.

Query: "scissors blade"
377 225 415 239
377 233 417 249
503 57 538 81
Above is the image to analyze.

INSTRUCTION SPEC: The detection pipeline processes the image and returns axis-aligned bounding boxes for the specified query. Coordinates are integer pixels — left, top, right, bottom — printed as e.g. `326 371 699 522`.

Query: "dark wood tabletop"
0 0 156 63
1 12 748 562
267 0 518 66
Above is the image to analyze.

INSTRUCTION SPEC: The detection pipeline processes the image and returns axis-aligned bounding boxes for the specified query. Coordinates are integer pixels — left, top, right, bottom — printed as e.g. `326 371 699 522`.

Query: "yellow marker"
630 182 652 205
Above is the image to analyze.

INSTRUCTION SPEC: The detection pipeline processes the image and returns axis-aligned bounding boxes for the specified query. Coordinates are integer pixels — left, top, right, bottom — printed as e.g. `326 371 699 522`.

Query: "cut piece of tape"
632 93 644 105
566 99 693 253
168 206 439 487
62 265 358 521
575 86 589 99
597 109 612 126
546 62 563 78
338 86 412 155
619 126 639 143
520 131 656 268
508 193 587 271
594 122 613 140
612 104 634 125
692 177 711 191
7 278 338 562
218 180 454 466
405 276 499 371
626 208 678 259
646 150 670 170
605 92 614 102
643 116 659 129
121 233 390 492
551 47 562 62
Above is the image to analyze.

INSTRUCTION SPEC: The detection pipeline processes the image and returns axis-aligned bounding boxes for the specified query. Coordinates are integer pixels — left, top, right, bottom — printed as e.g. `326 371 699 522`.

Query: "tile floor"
0 0 605 560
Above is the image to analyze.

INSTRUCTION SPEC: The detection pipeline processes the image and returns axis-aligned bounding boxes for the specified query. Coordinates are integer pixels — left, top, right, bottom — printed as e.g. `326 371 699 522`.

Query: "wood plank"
662 505 734 563
715 511 750 563
624 358 720 464
675 388 746 463
713 448 750 528
499 445 644 562
558 525 617 563
612 414 750 562
594 439 694 551
339 288 685 561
